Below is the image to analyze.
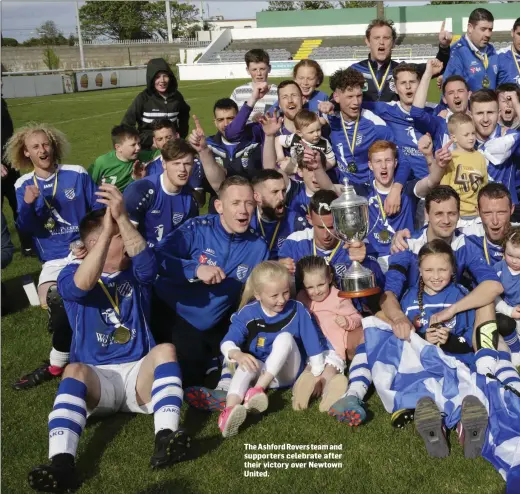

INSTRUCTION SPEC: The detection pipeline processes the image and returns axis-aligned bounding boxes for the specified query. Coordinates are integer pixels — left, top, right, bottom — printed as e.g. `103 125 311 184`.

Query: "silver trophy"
319 179 380 299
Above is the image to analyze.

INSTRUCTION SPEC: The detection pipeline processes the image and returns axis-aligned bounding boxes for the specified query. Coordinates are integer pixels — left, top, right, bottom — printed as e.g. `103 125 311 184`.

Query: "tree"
336 1 377 7
37 21 62 43
266 1 298 11
1 37 19 47
79 1 199 41
297 1 334 8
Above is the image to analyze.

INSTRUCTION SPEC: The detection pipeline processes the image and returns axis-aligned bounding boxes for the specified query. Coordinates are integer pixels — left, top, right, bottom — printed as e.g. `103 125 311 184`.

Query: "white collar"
160 173 181 196
507 264 520 276
373 179 393 194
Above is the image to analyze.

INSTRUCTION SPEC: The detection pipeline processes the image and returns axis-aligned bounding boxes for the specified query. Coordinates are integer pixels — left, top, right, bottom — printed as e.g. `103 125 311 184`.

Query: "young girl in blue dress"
217 261 328 438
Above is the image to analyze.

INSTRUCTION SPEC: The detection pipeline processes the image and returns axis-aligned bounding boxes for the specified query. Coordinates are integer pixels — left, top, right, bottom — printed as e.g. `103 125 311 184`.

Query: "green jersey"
89 149 158 191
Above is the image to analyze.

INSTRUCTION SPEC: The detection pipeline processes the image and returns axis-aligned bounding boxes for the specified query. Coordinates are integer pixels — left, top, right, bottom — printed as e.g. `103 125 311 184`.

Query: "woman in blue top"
217 261 327 438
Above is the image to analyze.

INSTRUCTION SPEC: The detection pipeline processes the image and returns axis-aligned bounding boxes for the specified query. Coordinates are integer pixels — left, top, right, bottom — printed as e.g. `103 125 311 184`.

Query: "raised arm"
189 115 226 194
413 59 443 110
414 134 450 197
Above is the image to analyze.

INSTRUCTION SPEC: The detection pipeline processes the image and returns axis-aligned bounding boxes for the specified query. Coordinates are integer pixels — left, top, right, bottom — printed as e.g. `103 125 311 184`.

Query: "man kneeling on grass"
28 185 189 493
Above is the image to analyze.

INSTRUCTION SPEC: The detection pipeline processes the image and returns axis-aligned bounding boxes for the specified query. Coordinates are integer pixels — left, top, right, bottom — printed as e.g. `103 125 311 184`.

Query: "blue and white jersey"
493 259 520 307
481 129 520 205
249 209 309 260
443 35 498 92
123 172 198 247
496 45 520 86
384 227 500 299
221 299 326 365
57 247 157 365
278 227 385 287
410 106 452 152
145 154 203 191
154 214 269 331
285 178 312 216
367 180 419 256
401 282 475 364
326 109 410 187
15 164 99 262
461 220 504 266
365 101 434 179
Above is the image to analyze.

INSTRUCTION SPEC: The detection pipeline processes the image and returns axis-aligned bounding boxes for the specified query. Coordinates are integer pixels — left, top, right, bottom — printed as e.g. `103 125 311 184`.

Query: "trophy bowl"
329 180 381 299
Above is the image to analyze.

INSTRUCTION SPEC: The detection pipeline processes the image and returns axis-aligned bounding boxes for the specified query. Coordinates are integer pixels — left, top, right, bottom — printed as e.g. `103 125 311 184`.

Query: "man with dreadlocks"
6 123 100 390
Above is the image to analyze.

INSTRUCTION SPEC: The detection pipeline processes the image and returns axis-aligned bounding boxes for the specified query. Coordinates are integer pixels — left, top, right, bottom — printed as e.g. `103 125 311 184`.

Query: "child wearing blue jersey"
400 240 489 459
27 186 190 493
124 139 199 247
7 123 100 391
217 261 327 438
493 228 520 366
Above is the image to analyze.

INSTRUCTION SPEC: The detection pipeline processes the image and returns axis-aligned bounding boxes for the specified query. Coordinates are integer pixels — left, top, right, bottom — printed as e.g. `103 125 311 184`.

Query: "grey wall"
2 44 183 72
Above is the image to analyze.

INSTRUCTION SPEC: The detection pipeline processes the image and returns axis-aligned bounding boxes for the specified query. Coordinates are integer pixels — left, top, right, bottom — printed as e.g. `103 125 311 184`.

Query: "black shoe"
28 461 78 493
22 247 37 258
150 429 190 469
12 361 62 391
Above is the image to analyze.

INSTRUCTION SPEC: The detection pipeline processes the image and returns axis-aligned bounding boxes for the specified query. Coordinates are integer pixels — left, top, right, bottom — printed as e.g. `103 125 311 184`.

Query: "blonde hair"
4 122 70 171
239 261 291 310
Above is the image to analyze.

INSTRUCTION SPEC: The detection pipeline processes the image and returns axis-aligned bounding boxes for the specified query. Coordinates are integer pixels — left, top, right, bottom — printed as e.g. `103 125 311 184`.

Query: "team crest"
241 153 249 168
236 264 249 280
362 81 369 92
118 282 133 298
64 188 75 200
172 213 184 225
334 263 347 277
277 236 286 248
388 77 396 92
356 134 363 146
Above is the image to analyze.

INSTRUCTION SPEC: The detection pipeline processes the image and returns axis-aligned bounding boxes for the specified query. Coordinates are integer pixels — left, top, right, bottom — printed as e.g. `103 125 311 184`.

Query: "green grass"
2 79 505 494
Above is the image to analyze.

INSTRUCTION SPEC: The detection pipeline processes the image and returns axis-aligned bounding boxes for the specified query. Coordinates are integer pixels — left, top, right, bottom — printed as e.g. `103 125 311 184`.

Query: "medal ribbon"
258 210 281 251
368 62 391 96
313 239 341 265
33 169 59 211
475 50 489 70
97 279 120 316
483 235 490 265
375 192 387 222
340 115 360 158
512 46 520 76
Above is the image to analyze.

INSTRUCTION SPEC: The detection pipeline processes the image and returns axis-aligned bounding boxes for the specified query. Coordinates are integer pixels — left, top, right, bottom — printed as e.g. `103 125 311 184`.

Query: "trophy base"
338 287 381 299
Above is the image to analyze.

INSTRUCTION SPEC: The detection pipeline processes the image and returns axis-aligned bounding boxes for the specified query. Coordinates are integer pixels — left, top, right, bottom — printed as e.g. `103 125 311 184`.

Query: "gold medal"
482 76 490 89
45 217 56 230
347 162 357 173
113 325 131 344
378 229 390 242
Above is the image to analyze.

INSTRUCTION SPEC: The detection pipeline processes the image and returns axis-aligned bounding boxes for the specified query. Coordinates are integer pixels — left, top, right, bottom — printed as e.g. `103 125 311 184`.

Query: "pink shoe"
218 405 247 438
244 386 268 414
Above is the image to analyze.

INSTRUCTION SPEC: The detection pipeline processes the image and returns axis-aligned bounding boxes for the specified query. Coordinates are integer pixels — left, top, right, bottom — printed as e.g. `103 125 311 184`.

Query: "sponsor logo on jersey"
43 183 54 189
151 210 161 214
172 213 184 225
205 248 216 256
64 188 75 200
237 264 249 280
356 134 363 146
199 254 208 264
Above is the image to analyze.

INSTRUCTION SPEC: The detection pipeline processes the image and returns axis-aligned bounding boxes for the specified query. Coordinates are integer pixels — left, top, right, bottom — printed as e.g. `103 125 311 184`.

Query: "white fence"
75 38 210 47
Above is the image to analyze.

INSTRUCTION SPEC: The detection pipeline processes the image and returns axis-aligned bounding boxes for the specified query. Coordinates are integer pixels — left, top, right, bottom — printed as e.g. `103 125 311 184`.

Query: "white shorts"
38 252 75 287
87 357 153 417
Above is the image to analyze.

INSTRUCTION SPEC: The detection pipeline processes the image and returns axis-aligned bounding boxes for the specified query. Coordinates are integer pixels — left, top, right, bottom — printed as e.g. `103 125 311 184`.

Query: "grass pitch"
2 79 505 494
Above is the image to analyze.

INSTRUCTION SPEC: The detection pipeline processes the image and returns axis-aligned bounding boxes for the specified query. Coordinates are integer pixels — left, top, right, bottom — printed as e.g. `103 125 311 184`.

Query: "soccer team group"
2 7 520 493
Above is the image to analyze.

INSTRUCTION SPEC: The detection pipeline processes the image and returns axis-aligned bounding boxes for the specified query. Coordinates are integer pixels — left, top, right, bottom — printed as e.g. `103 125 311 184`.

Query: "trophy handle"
317 202 348 243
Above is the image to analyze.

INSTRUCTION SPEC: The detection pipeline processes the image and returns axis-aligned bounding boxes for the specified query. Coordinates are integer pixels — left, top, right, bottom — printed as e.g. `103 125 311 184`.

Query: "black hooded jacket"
122 58 190 149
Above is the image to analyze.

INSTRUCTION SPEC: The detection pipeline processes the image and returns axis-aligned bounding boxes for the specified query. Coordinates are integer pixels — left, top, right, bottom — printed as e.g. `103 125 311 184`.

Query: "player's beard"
262 201 285 221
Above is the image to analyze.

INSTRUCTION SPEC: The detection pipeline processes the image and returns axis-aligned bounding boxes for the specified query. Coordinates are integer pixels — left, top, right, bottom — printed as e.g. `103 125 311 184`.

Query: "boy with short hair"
441 113 487 223
230 49 278 119
89 125 157 192
275 109 335 173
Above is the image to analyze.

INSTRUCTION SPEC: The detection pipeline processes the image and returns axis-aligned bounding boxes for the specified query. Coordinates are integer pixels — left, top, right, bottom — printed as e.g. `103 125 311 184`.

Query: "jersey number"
454 165 483 193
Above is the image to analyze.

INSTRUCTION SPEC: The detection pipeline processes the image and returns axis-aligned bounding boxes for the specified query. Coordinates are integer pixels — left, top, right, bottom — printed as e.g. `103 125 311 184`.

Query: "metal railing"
4 65 147 76
75 38 210 47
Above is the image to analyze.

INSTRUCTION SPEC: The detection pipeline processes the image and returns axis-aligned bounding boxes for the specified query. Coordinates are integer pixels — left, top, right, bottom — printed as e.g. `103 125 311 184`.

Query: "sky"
1 0 451 42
